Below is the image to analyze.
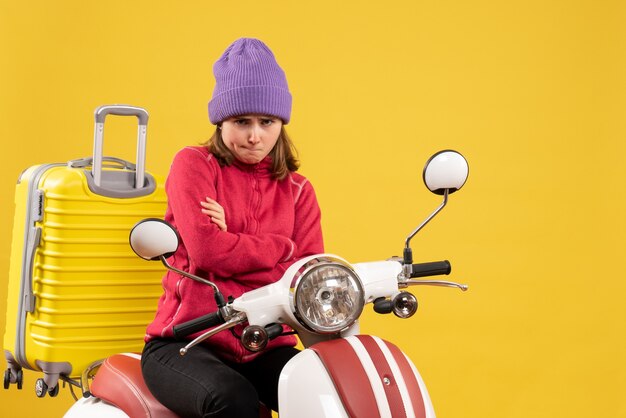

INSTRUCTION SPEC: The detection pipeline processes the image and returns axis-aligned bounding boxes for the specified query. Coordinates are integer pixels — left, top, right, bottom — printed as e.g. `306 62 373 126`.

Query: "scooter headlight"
291 258 364 334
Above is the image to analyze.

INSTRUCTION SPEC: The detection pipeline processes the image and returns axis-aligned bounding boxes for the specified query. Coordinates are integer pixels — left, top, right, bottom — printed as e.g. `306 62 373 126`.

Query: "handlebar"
410 260 451 278
173 312 224 340
171 260 456 343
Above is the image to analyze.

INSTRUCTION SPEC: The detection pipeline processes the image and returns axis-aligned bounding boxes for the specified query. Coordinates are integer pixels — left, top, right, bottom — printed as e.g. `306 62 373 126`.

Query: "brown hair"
203 126 300 180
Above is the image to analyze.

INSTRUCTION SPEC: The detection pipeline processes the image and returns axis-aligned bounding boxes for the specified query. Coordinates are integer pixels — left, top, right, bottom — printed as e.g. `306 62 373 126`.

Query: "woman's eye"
235 119 249 125
261 119 274 126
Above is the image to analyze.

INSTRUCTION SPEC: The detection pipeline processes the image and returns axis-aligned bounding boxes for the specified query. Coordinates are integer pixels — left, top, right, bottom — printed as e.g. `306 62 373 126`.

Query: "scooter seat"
90 353 273 418
90 353 180 418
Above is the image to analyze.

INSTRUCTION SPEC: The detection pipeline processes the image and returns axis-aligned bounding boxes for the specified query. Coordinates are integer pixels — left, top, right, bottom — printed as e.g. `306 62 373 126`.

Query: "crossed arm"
201 197 227 231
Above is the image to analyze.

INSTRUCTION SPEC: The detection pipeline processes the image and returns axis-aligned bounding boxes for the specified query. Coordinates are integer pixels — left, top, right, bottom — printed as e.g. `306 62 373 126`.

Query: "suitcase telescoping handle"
93 105 149 189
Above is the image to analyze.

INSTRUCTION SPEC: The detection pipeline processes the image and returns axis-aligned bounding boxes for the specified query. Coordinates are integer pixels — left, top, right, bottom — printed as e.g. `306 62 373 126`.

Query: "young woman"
140 38 324 418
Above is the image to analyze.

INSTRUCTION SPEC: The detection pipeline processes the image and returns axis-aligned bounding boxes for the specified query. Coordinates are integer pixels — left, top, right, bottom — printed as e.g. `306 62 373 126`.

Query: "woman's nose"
248 124 262 144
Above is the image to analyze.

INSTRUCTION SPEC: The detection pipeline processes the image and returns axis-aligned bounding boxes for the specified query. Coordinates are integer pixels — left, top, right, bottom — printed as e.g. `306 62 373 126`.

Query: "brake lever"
401 279 468 291
179 312 248 356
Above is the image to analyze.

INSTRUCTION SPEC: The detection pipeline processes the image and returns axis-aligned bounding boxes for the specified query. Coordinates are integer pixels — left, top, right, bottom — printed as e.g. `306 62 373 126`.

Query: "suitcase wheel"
34 377 59 397
48 383 59 397
3 369 22 390
35 378 47 398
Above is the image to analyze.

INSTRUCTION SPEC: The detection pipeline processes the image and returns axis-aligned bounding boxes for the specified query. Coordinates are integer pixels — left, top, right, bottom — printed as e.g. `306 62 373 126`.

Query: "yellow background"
1 0 625 417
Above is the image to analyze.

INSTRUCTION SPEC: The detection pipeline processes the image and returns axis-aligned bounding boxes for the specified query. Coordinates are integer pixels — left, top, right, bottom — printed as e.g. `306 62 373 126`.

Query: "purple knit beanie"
208 38 292 125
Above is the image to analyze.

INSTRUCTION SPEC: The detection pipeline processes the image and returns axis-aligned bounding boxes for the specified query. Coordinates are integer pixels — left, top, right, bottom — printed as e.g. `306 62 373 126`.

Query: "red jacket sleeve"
290 176 324 258
165 148 297 277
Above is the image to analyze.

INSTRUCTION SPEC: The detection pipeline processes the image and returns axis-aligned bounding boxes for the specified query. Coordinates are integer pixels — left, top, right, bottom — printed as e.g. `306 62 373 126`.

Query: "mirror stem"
403 189 449 265
159 256 226 307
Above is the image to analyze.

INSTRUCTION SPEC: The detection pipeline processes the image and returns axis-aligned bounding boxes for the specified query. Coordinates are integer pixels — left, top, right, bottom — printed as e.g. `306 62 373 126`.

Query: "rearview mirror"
129 218 179 260
402 150 470 271
423 150 469 195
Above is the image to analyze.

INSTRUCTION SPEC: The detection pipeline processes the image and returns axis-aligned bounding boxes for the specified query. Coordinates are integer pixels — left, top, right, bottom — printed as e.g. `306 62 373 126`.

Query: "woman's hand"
201 197 227 231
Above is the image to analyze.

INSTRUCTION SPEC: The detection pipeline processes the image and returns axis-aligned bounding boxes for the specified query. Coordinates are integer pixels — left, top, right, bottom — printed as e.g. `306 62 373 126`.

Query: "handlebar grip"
411 260 451 278
173 312 223 340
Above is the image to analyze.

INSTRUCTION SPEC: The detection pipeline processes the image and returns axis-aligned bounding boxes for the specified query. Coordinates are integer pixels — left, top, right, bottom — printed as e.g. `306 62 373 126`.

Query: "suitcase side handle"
24 226 42 313
92 105 149 189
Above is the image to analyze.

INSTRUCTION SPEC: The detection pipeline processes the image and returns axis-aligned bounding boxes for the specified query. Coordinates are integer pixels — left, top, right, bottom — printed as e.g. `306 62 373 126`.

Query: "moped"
61 149 470 418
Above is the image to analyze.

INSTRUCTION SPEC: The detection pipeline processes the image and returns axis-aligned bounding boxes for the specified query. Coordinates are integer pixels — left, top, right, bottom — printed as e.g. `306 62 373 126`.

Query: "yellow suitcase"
3 105 167 396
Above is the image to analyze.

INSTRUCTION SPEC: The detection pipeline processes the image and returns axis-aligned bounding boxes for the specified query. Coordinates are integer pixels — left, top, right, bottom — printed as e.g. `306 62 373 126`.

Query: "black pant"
141 339 298 418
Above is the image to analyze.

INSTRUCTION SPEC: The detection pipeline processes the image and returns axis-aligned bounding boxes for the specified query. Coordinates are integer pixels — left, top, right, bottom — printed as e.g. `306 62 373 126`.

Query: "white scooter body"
234 255 436 417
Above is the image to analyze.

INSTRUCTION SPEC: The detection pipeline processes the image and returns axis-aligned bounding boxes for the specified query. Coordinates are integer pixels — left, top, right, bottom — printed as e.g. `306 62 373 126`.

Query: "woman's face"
220 115 282 164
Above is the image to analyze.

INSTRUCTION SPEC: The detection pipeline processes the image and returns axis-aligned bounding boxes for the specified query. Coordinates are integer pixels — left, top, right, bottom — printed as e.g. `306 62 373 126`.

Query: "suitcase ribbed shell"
4 163 167 381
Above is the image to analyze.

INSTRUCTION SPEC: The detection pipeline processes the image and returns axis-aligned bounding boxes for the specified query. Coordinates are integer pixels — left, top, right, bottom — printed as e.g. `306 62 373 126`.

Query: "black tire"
35 378 47 398
16 370 23 390
3 369 9 389
48 384 59 397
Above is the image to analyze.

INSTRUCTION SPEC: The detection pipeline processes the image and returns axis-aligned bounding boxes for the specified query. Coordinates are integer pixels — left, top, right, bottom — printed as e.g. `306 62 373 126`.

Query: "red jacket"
145 146 324 362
